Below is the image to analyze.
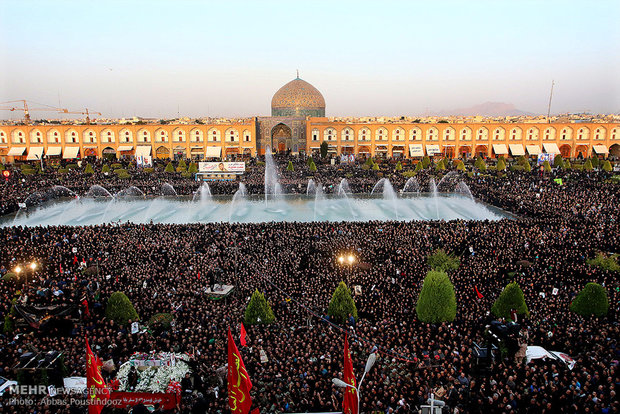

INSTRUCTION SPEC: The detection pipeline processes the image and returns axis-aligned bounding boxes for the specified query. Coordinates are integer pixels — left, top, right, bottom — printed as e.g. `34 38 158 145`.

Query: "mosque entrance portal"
271 123 292 153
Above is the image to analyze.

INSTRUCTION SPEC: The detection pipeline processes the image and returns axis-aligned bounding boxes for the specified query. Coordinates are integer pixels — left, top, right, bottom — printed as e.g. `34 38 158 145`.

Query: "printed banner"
14 304 76 329
136 155 153 167
537 153 554 166
109 392 178 410
199 162 245 173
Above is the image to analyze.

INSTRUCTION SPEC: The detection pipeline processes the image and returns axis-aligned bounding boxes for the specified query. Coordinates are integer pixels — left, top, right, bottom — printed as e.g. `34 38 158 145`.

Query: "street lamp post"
332 352 377 414
338 253 357 286
29 262 37 287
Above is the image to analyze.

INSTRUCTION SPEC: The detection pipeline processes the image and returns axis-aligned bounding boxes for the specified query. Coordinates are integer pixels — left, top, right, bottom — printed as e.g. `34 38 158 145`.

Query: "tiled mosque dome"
271 76 325 117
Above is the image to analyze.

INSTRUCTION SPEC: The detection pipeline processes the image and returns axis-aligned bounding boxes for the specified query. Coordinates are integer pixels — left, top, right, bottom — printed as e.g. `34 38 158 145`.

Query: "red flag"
59 263 63 274
73 255 78 264
86 337 110 414
227 328 253 414
343 335 358 414
197 272 201 280
474 286 483 299
251 409 260 414
240 323 247 347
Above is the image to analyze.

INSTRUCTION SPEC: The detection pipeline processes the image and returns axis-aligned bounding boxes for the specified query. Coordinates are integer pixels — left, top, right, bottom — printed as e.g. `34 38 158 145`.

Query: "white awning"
543 143 560 154
526 145 541 155
117 145 133 152
426 144 441 155
409 144 424 157
27 146 44 160
492 144 509 155
509 144 525 156
8 146 26 156
206 146 221 157
63 147 80 159
46 146 62 156
135 146 152 157
593 145 608 154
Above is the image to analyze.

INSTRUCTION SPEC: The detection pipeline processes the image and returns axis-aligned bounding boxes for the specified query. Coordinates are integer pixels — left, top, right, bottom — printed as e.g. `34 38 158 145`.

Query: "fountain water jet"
437 171 460 192
229 183 248 222
402 177 421 194
306 179 317 196
161 183 177 196
116 186 145 198
429 177 440 220
192 182 212 203
264 146 283 202
86 185 113 198
455 181 474 200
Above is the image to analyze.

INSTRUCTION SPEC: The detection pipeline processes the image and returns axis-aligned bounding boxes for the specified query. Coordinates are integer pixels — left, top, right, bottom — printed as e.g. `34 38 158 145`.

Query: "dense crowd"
0 155 619 413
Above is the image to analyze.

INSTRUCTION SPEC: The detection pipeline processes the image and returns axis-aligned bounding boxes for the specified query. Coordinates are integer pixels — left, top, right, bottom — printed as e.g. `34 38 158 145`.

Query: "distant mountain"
436 102 536 117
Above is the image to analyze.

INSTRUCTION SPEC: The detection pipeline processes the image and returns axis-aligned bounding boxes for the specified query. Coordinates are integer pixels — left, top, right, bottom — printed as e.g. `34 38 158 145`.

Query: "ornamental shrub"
427 249 460 273
602 160 612 172
287 160 294 171
2 272 17 282
553 154 563 168
416 271 456 323
111 163 122 169
435 159 446 171
543 160 551 172
84 163 95 174
165 162 175 173
309 161 317 172
524 161 532 172
456 160 465 171
106 292 139 325
402 170 416 178
327 282 358 324
583 159 593 171
587 252 620 272
188 162 198 174
102 164 110 173
570 283 609 317
563 160 571 170
372 162 379 171
395 161 402 171
177 159 187 170
491 282 529 321
475 156 487 171
590 156 600 168
306 156 314 167
422 156 431 169
414 162 423 172
496 157 506 171
320 141 328 158
244 289 275 325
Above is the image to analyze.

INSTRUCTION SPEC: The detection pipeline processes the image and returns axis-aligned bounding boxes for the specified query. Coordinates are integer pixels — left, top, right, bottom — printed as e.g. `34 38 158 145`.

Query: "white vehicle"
0 376 18 396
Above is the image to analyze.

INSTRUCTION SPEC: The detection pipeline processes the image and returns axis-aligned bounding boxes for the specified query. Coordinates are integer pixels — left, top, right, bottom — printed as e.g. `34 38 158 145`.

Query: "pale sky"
1 0 619 119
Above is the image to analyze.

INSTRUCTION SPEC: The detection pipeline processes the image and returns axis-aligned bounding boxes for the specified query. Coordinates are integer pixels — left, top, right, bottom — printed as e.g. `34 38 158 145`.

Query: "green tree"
306 156 314 167
84 163 95 174
165 161 175 173
422 156 431 169
456 160 465 171
287 160 294 171
414 161 423 173
491 282 529 321
320 141 328 158
524 161 532 172
106 292 139 325
583 158 593 171
587 252 620 272
602 160 612 172
102 164 110 173
416 271 457 323
2 272 17 282
553 154 563 168
395 161 403 171
428 249 460 273
372 162 379 171
244 289 275 325
435 159 446 171
563 160 571 170
590 156 600 168
496 157 506 171
188 162 198 174
517 155 527 166
474 156 487 171
176 159 187 173
570 283 609 317
309 160 317 172
148 313 175 331
327 281 358 324
543 160 552 172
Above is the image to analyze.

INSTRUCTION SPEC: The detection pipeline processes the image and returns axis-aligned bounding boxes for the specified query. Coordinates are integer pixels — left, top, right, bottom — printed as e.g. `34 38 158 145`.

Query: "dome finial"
296 69 299 79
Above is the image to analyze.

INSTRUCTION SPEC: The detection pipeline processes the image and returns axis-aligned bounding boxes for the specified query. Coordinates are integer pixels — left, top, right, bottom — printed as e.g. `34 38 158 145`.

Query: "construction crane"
0 100 101 124
58 108 102 125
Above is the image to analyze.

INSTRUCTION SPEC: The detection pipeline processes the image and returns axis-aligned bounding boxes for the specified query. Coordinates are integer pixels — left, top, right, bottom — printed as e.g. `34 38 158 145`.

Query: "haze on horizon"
1 0 619 120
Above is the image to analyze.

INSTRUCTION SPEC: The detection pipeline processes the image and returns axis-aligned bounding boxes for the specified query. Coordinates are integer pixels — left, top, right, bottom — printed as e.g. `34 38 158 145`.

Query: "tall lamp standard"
15 266 22 283
337 253 357 286
332 352 377 414
29 262 37 287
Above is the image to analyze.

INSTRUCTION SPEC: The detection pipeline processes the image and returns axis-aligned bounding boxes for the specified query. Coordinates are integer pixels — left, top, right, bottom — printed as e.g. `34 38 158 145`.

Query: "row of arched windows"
0 128 253 145
310 126 618 142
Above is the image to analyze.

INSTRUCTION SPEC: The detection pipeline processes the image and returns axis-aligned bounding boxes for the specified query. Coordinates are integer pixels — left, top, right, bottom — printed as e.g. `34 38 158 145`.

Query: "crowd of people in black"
0 155 619 414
